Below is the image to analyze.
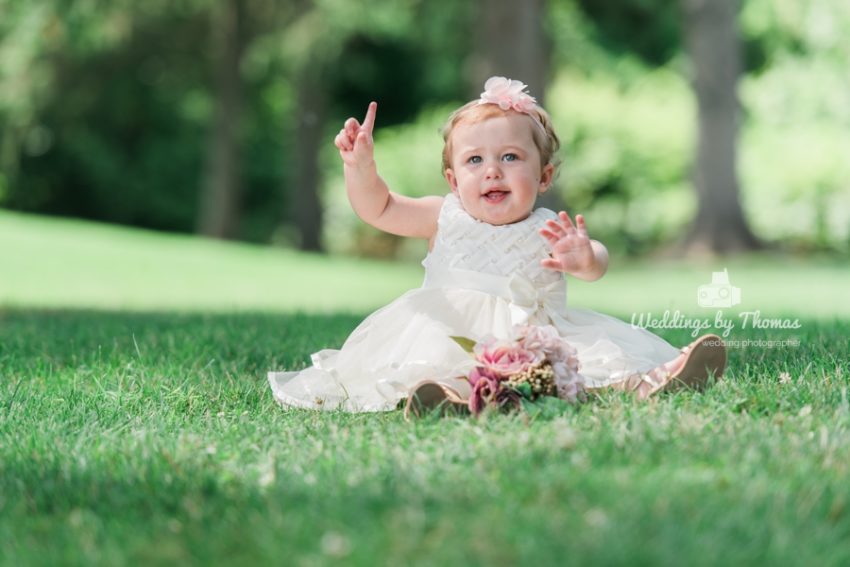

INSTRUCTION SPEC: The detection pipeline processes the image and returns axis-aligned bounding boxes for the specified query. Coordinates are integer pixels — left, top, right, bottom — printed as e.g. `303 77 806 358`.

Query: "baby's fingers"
539 227 562 245
352 130 374 161
575 214 589 236
335 129 353 152
344 118 361 138
558 211 577 231
545 218 574 238
361 101 377 135
540 257 563 271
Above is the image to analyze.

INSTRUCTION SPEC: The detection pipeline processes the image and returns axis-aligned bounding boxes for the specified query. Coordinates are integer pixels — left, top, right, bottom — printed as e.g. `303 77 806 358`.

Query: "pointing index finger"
361 101 377 135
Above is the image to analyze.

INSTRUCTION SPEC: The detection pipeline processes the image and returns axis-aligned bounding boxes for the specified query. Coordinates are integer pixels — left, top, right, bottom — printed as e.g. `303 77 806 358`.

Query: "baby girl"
269 77 726 414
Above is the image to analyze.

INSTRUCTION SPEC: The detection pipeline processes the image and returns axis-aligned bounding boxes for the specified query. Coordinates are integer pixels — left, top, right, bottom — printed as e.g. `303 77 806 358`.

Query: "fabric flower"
467 366 500 387
517 324 584 401
518 325 560 356
479 76 538 114
461 324 586 415
519 326 579 368
473 336 542 378
469 371 500 415
554 370 583 403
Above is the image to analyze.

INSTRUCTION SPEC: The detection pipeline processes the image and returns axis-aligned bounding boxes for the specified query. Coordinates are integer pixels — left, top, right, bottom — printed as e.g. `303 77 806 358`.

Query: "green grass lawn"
2 209 847 317
2 210 850 565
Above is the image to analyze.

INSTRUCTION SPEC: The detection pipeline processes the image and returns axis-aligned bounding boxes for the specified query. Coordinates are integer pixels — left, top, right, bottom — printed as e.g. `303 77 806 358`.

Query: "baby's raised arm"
334 102 442 240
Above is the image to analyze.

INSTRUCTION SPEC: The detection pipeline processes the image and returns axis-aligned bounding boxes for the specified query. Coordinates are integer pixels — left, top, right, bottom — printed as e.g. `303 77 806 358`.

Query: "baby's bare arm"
334 102 441 240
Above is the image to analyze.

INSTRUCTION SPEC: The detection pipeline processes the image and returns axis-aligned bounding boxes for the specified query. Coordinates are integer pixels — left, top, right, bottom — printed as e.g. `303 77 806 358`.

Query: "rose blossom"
469 371 500 415
518 325 579 371
468 366 499 387
473 336 542 378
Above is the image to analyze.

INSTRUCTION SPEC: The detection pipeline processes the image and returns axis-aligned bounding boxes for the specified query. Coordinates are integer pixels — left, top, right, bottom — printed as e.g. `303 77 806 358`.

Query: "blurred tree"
0 1 289 240
3 0 846 254
470 0 551 101
197 0 246 239
1 4 211 230
682 0 759 252
0 0 473 251
573 0 679 65
198 0 307 242
292 62 326 251
280 0 470 251
573 0 759 253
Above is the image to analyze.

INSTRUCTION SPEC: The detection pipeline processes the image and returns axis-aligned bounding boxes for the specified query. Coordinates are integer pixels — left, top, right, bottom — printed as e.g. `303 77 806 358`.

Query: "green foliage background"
325 1 850 257
0 0 848 254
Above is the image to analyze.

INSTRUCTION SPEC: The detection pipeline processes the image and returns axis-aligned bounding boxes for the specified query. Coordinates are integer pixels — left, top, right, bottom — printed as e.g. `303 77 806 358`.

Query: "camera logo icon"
698 268 741 308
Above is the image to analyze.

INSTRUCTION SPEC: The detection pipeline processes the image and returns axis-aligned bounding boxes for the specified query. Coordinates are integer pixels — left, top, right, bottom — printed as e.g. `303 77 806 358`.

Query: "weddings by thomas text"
630 309 801 338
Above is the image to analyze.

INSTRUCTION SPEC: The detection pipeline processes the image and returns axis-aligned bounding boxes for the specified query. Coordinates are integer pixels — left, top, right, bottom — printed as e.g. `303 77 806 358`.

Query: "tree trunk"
197 0 245 239
291 69 325 252
682 0 759 253
472 0 562 210
471 0 551 102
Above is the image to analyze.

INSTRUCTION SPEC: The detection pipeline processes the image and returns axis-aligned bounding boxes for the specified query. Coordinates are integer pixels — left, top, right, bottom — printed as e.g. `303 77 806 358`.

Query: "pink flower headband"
478 76 538 114
477 76 546 135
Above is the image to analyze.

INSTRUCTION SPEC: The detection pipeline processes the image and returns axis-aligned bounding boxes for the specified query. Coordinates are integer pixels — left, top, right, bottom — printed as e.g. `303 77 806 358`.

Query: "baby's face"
444 114 553 226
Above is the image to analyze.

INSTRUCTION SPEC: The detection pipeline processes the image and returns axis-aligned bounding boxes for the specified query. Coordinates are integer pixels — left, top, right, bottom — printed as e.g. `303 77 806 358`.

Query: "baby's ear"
444 168 458 192
538 163 555 194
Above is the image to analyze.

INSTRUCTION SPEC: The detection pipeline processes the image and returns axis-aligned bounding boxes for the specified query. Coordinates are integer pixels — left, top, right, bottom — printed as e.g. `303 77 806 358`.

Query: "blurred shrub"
2 7 290 242
548 69 694 255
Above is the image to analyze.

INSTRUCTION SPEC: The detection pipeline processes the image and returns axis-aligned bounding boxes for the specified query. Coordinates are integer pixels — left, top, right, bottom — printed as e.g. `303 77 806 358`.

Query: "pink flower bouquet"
452 325 585 416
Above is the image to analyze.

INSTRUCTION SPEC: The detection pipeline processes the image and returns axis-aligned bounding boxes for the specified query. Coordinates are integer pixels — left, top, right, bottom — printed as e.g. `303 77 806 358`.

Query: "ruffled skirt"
268 286 679 412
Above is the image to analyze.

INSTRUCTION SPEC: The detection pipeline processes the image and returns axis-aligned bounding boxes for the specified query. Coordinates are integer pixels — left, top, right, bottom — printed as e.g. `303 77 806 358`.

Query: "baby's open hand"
539 212 597 275
334 102 377 169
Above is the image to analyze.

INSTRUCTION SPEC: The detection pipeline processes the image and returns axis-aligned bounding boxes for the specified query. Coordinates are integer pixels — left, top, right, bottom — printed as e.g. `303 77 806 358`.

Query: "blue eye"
502 153 518 162
467 155 482 164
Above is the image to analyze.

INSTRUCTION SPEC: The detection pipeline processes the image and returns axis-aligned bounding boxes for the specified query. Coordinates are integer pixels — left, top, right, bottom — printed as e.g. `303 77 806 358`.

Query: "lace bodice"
422 193 564 292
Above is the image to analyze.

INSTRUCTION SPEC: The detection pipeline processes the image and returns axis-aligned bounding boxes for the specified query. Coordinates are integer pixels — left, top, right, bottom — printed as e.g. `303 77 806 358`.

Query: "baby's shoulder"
437 192 465 221
532 207 559 222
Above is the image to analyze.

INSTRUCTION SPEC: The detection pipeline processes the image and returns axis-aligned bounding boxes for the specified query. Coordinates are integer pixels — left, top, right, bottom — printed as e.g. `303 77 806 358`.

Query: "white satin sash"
423 266 566 326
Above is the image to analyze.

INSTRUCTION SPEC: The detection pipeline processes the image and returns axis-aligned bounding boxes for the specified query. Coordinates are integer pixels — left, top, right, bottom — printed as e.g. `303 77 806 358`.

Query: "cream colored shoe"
664 333 727 393
599 334 727 400
403 380 469 420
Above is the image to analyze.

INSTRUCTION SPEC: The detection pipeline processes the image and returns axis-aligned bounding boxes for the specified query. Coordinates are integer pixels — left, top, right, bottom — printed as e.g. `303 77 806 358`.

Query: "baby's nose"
485 164 502 179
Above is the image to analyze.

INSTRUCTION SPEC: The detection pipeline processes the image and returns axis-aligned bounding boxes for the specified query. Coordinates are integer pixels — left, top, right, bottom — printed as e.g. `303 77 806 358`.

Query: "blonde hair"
440 101 561 173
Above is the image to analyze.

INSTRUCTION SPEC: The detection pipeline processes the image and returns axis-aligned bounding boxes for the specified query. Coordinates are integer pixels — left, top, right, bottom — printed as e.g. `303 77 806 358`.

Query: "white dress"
268 194 679 412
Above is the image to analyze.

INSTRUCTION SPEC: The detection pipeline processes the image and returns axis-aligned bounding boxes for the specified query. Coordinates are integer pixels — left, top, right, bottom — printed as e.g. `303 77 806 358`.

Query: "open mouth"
483 190 509 203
